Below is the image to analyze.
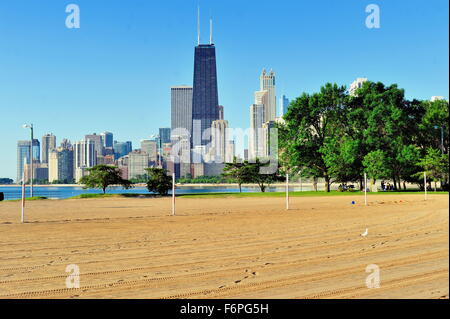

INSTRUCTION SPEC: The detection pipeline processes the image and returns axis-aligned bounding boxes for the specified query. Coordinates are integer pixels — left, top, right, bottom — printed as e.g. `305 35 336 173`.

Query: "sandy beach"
0 194 448 299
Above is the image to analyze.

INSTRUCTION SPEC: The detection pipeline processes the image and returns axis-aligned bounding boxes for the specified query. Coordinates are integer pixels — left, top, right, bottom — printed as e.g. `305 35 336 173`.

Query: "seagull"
361 228 369 237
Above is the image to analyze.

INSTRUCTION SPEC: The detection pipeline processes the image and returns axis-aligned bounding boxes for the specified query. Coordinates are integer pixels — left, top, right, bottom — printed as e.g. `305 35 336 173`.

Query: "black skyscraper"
192 44 219 146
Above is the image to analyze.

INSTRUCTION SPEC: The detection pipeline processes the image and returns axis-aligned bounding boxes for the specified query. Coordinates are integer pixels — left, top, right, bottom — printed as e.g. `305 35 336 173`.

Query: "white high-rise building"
74 139 96 182
249 104 265 159
225 140 235 163
210 120 229 163
259 69 276 122
349 78 368 96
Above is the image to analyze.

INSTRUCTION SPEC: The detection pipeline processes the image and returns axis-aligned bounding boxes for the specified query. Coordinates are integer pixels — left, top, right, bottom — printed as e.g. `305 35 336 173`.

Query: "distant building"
244 149 249 161
24 162 48 183
16 139 40 183
159 128 171 144
48 148 74 183
225 140 235 163
128 151 149 179
279 95 290 116
85 133 104 157
74 139 96 182
262 121 277 157
41 133 56 164
100 132 114 148
192 43 220 147
210 120 229 163
349 78 368 96
171 86 193 142
259 69 276 122
141 139 158 163
249 104 265 159
114 141 132 159
60 139 72 150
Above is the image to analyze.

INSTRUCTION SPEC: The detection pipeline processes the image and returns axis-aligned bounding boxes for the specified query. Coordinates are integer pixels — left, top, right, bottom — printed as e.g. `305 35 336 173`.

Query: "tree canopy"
79 165 132 194
280 81 449 192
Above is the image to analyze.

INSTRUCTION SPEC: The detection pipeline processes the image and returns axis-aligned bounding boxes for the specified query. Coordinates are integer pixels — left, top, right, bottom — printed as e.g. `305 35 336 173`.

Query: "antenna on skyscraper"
197 5 201 45
210 16 213 44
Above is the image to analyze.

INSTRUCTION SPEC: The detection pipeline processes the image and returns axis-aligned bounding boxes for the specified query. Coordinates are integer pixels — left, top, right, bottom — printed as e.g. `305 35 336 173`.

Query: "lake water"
0 185 315 200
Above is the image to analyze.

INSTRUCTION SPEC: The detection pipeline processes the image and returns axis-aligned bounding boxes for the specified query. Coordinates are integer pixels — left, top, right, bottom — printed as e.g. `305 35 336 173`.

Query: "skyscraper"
74 139 96 182
171 86 193 140
85 133 104 157
192 42 219 147
41 133 56 164
210 119 229 163
141 139 158 163
260 69 276 122
249 104 266 159
279 95 290 117
100 132 113 148
48 148 74 183
114 141 132 160
128 150 149 179
159 128 171 144
16 139 40 183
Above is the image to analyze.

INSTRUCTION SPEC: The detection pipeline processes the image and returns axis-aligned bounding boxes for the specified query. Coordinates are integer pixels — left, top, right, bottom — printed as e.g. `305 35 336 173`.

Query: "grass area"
68 193 156 199
177 190 449 199
6 196 48 202
3 190 447 202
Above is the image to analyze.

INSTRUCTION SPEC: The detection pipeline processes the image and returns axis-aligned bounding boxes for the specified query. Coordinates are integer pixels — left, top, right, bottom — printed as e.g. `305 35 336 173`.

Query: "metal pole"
22 158 26 223
424 171 427 201
286 173 289 210
172 173 176 216
30 124 34 197
364 172 368 206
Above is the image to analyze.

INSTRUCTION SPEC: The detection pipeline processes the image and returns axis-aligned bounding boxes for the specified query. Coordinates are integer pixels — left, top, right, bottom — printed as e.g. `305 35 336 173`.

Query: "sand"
0 194 448 299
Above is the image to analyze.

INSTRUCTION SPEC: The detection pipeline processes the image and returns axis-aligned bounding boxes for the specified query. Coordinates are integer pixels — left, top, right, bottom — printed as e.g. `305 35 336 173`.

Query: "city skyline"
1 0 449 179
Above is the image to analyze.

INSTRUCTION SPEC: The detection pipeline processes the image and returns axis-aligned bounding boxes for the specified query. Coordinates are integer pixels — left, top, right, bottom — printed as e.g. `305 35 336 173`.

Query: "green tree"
79 165 132 194
416 148 449 191
363 150 392 187
280 83 347 192
222 157 252 192
246 158 284 192
145 167 173 196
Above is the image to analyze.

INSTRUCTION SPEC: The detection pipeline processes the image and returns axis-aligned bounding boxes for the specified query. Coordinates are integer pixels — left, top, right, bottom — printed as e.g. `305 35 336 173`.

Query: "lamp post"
22 124 34 197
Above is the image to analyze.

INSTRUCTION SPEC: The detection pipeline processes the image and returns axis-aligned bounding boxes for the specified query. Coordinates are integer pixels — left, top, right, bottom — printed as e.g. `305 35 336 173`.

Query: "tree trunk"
325 176 331 192
403 181 406 191
239 183 242 193
392 175 397 190
359 176 364 191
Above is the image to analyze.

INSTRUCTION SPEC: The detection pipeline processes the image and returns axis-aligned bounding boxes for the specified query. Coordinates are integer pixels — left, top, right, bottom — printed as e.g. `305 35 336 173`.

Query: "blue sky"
0 0 448 180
